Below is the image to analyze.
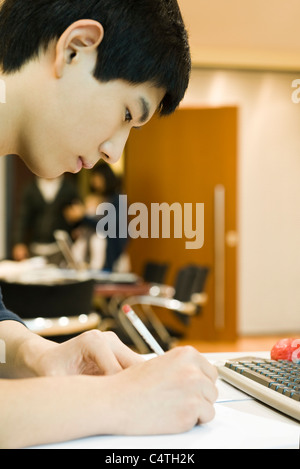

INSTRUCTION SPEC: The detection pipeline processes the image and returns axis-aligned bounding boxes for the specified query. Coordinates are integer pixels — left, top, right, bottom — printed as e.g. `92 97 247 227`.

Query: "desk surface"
30 351 299 450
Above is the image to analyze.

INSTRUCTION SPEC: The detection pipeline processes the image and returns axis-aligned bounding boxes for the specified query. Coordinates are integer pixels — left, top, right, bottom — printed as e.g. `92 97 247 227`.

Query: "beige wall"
178 0 300 71
182 68 300 335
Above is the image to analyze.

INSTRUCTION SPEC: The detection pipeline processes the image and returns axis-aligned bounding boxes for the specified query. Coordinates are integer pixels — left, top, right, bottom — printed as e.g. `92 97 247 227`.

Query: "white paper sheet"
32 403 299 450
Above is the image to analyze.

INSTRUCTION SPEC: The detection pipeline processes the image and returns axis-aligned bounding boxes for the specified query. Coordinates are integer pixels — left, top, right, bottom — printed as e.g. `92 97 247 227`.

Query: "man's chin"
19 154 65 179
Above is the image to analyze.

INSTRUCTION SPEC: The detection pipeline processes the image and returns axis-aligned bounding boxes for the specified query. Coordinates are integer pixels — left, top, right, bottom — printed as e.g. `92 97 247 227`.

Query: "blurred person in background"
12 175 80 264
65 162 129 271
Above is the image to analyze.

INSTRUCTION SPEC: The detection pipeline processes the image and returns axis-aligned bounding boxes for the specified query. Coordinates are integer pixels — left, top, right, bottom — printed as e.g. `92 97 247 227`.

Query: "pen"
122 304 165 356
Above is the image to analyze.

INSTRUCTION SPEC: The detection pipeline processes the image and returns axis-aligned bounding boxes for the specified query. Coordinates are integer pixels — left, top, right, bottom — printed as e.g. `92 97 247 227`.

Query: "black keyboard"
218 357 300 421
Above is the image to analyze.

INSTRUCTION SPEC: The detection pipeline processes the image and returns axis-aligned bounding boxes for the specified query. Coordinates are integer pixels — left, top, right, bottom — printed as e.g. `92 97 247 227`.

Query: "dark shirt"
0 287 24 324
14 177 80 245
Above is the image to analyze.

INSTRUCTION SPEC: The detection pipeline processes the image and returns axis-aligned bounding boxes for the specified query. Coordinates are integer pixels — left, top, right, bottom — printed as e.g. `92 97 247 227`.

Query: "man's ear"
54 19 104 78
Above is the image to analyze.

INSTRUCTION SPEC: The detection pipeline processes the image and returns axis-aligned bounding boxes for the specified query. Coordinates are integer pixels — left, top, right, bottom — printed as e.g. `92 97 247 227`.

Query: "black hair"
0 0 191 114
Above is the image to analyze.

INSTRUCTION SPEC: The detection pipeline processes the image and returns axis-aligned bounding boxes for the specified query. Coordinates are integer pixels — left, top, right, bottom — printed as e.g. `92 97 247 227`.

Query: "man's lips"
81 157 95 169
74 157 95 173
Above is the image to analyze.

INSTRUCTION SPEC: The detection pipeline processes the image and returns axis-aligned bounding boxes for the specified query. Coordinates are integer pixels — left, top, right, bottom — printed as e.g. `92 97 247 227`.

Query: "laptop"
54 230 139 284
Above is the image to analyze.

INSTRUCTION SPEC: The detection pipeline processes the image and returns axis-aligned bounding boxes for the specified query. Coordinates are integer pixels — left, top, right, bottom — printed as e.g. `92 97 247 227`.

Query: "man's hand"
105 346 219 435
33 330 145 376
1 321 219 447
12 243 29 261
0 321 144 378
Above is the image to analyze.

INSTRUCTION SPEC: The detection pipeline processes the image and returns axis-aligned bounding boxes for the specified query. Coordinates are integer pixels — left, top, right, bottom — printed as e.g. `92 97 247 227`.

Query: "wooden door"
125 107 238 341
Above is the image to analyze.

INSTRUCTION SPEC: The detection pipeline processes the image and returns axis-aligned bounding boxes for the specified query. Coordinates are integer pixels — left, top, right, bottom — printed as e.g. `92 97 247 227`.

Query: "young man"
0 0 218 448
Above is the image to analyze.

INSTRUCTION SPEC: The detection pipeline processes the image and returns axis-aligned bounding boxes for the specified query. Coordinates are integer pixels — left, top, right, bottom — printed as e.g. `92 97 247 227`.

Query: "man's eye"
125 108 133 123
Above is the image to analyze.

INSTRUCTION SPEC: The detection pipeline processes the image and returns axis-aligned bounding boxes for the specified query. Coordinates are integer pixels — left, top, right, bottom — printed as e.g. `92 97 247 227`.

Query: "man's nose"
99 129 131 165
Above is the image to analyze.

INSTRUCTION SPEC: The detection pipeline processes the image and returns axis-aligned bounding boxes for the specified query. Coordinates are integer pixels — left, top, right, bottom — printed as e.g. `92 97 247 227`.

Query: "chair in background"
94 261 171 349
0 279 100 342
117 264 210 353
142 261 174 300
143 261 170 284
172 264 209 325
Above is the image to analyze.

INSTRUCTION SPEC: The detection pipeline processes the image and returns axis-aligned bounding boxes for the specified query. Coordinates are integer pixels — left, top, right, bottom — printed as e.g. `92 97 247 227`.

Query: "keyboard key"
220 357 300 422
224 359 300 399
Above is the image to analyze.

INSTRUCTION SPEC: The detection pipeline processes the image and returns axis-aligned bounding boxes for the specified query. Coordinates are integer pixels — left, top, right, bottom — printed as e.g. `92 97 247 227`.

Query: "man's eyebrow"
138 97 150 124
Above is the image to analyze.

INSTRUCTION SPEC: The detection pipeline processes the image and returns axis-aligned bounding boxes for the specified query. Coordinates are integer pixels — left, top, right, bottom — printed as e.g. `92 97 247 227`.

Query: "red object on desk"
271 338 300 362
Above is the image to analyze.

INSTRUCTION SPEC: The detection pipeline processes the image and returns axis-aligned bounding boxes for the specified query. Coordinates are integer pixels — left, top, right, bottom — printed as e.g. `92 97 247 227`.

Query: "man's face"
19 73 164 178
